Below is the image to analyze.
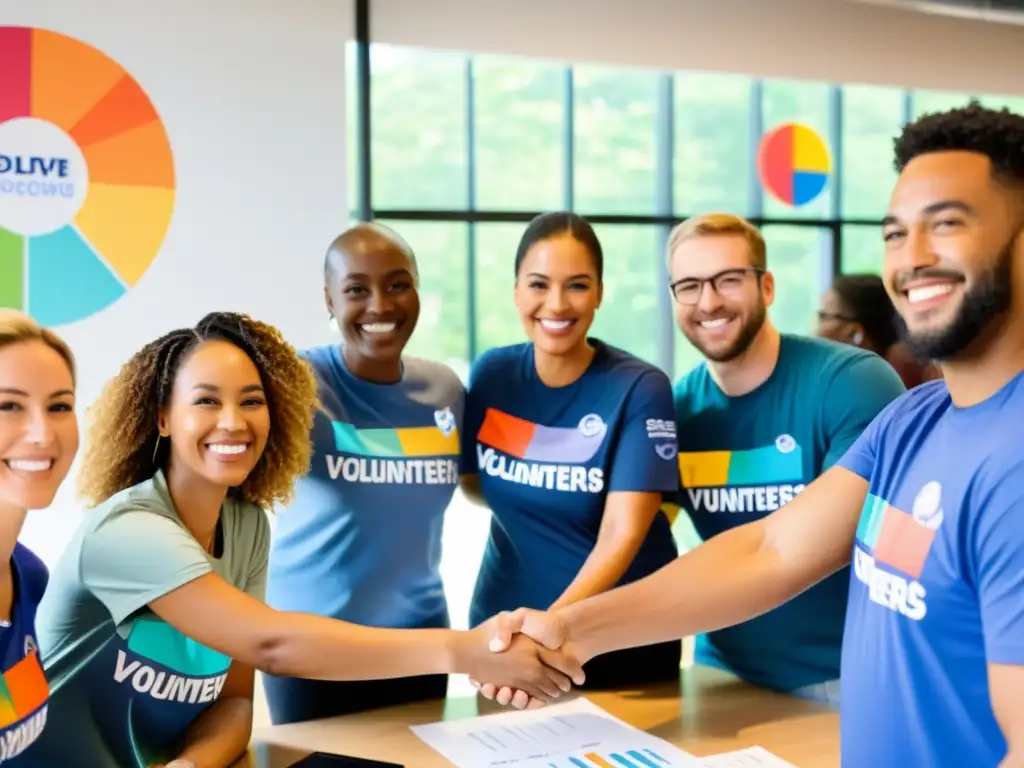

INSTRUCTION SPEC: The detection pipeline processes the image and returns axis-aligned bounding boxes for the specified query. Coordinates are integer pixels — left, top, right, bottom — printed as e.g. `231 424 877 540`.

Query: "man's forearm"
558 521 817 662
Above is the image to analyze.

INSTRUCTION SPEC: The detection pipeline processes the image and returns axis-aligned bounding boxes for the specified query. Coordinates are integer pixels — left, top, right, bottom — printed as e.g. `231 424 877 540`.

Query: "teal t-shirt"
28 470 269 767
673 334 906 692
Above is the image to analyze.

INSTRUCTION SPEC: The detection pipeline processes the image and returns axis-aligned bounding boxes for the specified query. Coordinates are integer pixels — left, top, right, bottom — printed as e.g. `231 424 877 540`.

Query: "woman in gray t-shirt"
30 311 583 768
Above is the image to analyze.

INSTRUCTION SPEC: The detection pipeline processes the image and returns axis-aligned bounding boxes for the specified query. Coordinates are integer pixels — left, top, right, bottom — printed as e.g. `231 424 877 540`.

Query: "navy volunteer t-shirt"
462 340 679 626
0 544 49 764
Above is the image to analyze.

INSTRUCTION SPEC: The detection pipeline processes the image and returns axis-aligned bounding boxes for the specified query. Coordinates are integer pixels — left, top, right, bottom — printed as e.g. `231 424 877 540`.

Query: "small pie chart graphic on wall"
757 123 830 207
0 26 175 326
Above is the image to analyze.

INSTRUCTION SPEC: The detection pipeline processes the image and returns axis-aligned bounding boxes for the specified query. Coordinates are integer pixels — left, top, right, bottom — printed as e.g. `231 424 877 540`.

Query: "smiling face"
669 233 773 362
882 150 1023 361
0 339 78 512
514 234 602 356
158 340 271 491
324 233 419 372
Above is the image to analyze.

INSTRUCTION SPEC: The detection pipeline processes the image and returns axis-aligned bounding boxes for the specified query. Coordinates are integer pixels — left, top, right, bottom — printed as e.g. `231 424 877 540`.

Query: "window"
842 85 904 221
674 72 754 217
473 57 565 211
588 224 663 366
371 46 467 209
473 223 524 354
761 226 832 336
842 224 884 276
912 89 973 119
573 66 659 215
395 221 471 378
760 80 832 220
981 94 1024 114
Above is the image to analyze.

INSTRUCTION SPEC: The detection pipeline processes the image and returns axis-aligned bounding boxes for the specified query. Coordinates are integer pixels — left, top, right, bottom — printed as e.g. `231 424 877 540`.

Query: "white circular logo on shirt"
775 434 796 454
434 406 456 437
578 414 606 438
912 481 944 530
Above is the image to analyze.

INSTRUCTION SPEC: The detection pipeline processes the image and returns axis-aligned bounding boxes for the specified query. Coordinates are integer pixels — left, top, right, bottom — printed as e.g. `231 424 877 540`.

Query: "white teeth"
908 284 955 304
700 318 730 329
208 444 247 455
361 323 397 333
5 460 51 472
539 319 572 330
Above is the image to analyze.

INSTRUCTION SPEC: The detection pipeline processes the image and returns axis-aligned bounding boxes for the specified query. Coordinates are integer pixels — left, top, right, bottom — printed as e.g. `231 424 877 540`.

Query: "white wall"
370 0 1024 95
0 0 352 564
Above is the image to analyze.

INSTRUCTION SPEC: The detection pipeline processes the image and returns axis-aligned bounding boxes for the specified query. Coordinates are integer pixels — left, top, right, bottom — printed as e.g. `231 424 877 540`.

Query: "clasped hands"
464 608 582 710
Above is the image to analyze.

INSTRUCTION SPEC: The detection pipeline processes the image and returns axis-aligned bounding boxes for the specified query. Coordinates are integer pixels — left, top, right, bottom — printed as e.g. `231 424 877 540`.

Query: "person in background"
461 212 680 705
486 102 1024 768
263 223 465 723
30 312 582 768
817 273 941 388
662 214 905 707
0 310 78 764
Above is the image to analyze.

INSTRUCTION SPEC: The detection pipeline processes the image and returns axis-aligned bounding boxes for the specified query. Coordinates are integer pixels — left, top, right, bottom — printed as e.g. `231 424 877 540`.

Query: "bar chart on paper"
410 699 702 768
550 747 678 767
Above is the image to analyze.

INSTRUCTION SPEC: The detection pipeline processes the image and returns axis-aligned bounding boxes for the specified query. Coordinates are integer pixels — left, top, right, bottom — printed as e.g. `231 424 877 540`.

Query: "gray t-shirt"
28 470 269 768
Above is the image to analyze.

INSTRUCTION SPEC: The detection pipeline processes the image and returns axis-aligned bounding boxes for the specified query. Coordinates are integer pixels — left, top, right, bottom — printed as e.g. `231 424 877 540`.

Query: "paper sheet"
410 697 703 767
698 746 798 767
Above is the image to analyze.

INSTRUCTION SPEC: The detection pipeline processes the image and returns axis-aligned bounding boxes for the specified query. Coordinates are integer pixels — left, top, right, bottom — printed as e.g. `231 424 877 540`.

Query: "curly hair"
894 101 1024 186
77 312 318 510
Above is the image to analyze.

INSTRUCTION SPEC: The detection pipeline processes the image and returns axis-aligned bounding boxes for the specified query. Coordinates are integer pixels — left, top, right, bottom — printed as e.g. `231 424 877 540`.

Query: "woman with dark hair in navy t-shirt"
0 310 78 763
460 212 682 693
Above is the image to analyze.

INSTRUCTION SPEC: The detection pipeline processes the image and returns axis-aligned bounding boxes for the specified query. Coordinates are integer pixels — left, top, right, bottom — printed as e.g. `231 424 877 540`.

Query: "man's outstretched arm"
493 466 869 663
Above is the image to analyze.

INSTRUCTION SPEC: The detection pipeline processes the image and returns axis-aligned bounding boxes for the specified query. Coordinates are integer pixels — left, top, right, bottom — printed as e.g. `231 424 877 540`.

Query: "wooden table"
242 666 840 767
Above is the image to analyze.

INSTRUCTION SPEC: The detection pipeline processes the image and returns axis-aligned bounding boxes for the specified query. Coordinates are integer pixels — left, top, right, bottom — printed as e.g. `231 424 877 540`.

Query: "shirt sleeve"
80 508 213 626
821 353 906 472
459 360 485 476
969 461 1024 665
244 507 271 602
607 371 679 493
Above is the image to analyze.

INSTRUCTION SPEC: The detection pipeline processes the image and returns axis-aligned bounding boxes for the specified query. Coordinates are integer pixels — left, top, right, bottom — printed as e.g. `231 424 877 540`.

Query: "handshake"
456 608 589 710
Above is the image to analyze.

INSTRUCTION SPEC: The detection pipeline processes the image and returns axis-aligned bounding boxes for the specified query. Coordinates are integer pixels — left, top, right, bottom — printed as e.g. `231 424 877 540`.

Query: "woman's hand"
453 617 584 707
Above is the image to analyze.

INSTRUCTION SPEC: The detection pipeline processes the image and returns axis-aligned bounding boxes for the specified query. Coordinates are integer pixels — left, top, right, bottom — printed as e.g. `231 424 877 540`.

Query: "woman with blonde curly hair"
0 310 78 764
28 311 582 768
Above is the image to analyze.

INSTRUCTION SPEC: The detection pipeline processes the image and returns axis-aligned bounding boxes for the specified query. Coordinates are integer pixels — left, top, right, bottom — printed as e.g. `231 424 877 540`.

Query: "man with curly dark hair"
25 312 583 768
486 103 1024 767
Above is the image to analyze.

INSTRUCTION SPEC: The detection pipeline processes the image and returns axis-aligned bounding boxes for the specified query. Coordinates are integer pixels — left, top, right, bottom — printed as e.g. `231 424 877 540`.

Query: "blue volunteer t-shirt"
266 345 463 629
673 335 905 692
463 340 679 626
838 372 1024 767
0 545 48 764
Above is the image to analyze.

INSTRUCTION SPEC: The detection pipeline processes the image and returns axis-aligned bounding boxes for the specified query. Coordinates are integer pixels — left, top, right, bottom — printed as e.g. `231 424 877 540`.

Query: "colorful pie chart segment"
0 25 175 325
757 123 831 207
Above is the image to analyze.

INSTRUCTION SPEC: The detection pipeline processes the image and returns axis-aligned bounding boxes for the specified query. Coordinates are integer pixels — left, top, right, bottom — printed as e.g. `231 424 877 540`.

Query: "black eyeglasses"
669 268 764 306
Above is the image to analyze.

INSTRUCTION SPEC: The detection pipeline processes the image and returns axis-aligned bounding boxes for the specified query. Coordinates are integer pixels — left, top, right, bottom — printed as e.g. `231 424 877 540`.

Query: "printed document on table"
698 746 798 767
410 697 702 767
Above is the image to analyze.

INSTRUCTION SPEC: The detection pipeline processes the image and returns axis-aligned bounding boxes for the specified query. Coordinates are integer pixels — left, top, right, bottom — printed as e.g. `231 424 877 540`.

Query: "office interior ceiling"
847 0 1024 24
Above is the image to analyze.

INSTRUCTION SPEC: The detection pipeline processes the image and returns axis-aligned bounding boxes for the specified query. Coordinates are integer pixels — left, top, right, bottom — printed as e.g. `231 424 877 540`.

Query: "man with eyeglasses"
661 213 905 706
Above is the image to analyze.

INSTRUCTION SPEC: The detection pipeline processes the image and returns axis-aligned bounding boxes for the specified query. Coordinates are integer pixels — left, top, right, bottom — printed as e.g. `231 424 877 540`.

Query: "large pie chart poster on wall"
0 26 175 326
